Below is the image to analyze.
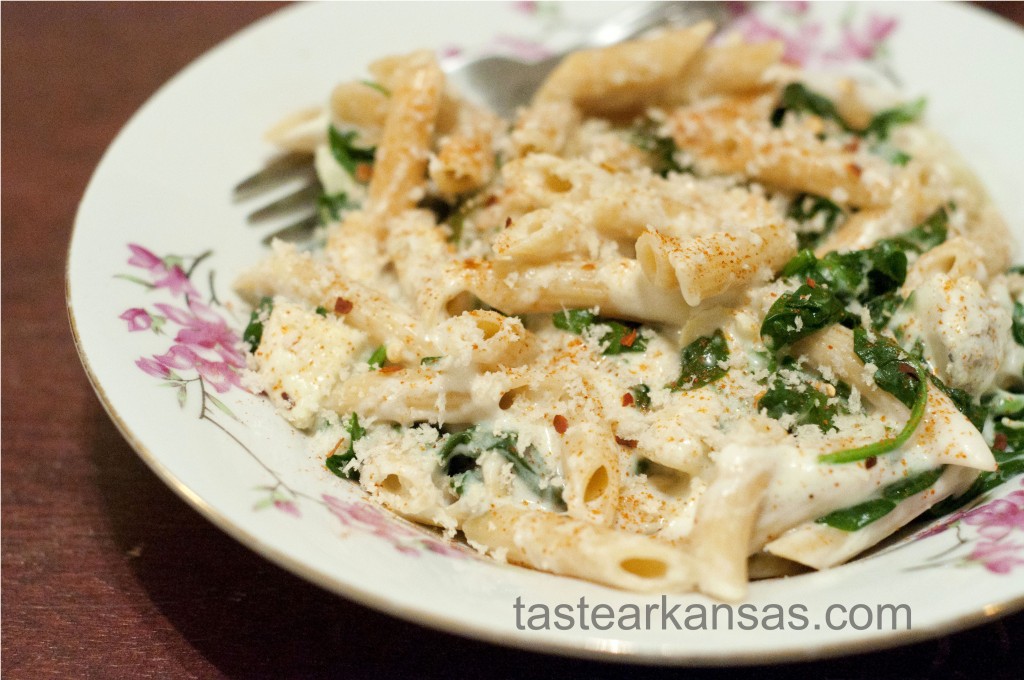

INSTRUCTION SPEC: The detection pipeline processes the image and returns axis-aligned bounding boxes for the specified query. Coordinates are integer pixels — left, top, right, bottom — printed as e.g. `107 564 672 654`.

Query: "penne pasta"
235 24 1020 601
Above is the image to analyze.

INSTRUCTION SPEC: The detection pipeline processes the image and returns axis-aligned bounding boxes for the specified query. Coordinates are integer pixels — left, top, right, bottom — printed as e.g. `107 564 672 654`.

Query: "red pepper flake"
552 415 568 434
334 297 354 314
897 362 919 379
620 328 638 347
994 432 1009 452
622 392 635 407
806 277 817 288
581 263 596 271
280 391 293 405
846 162 863 178
379 365 404 374
864 456 877 469
504 216 512 228
484 194 498 207
615 436 638 448
843 139 861 153
355 163 373 183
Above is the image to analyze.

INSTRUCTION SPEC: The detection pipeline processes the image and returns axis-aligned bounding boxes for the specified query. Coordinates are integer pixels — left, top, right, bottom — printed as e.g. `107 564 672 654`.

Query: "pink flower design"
726 10 824 66
120 308 152 332
826 14 897 62
126 243 197 297
152 265 197 297
127 244 164 271
136 357 171 379
273 499 301 518
323 495 470 559
150 344 241 393
961 491 1024 541
968 540 1024 575
512 0 537 15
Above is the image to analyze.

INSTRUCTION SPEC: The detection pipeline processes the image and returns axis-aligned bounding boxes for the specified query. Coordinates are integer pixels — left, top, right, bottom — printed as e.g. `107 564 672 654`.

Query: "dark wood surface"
3 2 1023 678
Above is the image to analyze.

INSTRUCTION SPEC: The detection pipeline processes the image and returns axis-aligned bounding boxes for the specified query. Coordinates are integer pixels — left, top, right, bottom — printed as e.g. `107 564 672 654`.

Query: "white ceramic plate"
69 1 1024 664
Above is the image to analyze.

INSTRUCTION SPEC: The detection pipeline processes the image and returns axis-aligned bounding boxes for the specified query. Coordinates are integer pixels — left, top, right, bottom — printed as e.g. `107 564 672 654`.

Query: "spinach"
1013 302 1024 347
865 291 904 330
759 370 847 432
552 309 647 355
771 83 847 129
870 141 911 166
438 427 564 507
420 356 442 366
817 467 944 531
317 192 352 224
553 309 596 334
817 329 928 464
629 384 652 411
367 345 387 369
789 193 845 249
314 306 328 317
771 83 924 142
326 413 365 480
328 126 376 180
880 206 948 254
669 330 730 391
864 98 926 141
631 118 689 177
243 297 273 351
783 244 907 304
760 284 848 349
852 328 919 408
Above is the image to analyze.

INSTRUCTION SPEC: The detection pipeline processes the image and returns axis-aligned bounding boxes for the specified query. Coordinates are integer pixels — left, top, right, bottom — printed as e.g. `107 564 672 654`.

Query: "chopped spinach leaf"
759 370 846 432
788 193 845 249
864 98 926 140
771 83 847 129
326 413 365 480
243 297 273 351
553 309 597 334
367 345 387 369
852 328 918 409
328 126 376 180
818 330 927 464
552 309 647 355
669 330 730 391
314 305 328 317
817 498 895 531
1013 302 1024 347
420 356 442 366
317 192 352 224
880 206 948 254
438 427 564 508
631 118 689 177
630 384 652 411
865 290 904 330
761 284 848 349
817 467 943 531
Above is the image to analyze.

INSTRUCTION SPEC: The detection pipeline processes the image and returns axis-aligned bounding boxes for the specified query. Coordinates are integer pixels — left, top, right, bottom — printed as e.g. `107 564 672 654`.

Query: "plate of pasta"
69 1 1024 663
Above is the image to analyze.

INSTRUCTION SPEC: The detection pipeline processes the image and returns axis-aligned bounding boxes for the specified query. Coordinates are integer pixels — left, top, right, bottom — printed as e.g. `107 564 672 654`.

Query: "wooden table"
3 2 1023 677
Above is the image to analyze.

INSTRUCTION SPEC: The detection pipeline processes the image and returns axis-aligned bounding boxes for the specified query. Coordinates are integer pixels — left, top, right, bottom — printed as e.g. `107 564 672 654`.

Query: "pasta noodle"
236 23 1022 600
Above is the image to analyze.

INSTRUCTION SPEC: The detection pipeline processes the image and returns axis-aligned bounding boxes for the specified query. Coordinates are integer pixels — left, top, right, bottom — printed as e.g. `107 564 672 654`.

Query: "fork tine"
246 182 322 222
260 214 320 245
234 152 315 197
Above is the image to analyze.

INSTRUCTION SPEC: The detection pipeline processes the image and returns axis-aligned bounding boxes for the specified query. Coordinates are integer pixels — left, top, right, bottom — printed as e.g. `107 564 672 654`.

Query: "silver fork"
234 1 728 244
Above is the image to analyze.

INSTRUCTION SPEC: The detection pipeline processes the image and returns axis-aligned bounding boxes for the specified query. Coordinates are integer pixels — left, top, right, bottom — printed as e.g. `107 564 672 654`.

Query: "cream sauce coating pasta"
236 27 1021 599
